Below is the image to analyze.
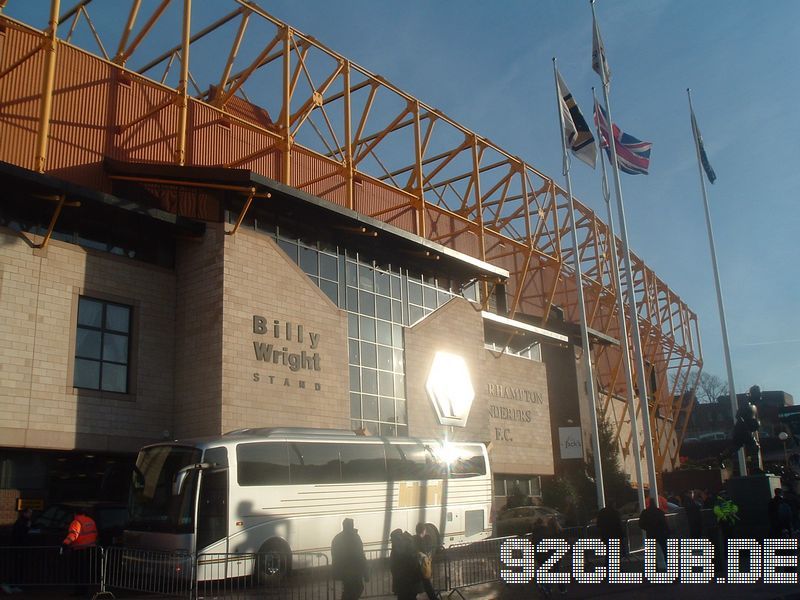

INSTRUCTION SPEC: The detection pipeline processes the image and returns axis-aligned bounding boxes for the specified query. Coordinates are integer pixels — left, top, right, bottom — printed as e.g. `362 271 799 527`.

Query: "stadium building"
0 1 702 525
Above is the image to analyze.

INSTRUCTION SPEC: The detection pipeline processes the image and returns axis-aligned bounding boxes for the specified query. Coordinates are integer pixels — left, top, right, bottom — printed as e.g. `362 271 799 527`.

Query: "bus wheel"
424 523 441 554
256 539 292 581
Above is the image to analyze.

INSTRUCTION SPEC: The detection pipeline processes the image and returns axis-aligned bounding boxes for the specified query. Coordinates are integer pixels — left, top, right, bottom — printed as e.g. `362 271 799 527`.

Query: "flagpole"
687 88 747 476
591 0 659 503
553 58 605 509
593 88 646 512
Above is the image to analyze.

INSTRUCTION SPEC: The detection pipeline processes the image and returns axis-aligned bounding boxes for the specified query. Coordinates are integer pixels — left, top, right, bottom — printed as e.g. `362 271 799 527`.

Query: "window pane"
395 398 407 423
408 281 423 305
76 329 101 359
387 443 442 481
358 265 374 291
362 395 378 420
299 246 318 276
289 443 341 484
396 424 408 437
101 363 127 393
376 296 391 321
380 423 397 437
394 375 406 400
350 393 361 419
346 286 359 311
392 324 403 348
438 290 451 307
78 298 102 327
340 443 386 482
392 300 403 323
359 316 376 342
103 333 129 363
377 345 393 371
376 319 392 344
390 275 402 299
74 358 100 389
320 280 338 305
376 271 391 296
349 366 361 392
348 339 360 364
320 253 338 280
409 305 425 324
346 260 358 286
423 286 437 309
392 349 404 372
359 291 375 317
348 313 359 338
379 396 395 423
378 371 394 396
362 368 378 395
360 342 377 368
237 442 290 486
106 304 130 333
450 445 487 478
277 238 297 261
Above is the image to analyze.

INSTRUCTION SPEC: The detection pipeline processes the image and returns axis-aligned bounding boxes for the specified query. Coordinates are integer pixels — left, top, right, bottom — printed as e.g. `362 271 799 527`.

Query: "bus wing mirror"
172 462 212 496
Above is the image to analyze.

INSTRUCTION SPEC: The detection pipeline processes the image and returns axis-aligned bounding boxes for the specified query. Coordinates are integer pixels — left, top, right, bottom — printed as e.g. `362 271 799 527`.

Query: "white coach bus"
124 428 492 576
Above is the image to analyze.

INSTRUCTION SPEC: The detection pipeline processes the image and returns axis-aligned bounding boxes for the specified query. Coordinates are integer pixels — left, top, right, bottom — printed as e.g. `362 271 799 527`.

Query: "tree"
673 370 728 403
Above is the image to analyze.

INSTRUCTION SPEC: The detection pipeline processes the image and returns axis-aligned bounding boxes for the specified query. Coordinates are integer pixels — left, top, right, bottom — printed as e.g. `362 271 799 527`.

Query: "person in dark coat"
768 488 793 537
683 491 703 538
390 529 420 600
413 523 437 600
331 518 368 600
638 498 669 558
11 508 32 546
596 500 627 556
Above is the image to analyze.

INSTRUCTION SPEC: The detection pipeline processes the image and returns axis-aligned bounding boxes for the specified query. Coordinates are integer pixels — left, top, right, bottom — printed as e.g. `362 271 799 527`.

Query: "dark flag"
690 109 717 183
556 70 597 169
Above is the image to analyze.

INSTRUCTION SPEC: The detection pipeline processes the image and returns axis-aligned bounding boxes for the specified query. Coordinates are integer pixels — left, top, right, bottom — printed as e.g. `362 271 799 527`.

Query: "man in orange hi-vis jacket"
62 509 97 597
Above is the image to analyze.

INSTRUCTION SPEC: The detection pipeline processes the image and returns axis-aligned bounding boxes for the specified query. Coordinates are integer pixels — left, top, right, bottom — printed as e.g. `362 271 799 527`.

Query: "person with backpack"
331 518 368 600
390 529 421 600
413 523 438 600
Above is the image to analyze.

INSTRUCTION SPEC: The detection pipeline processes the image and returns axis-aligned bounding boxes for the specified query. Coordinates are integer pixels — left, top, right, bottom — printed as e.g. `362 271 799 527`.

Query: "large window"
73 296 132 393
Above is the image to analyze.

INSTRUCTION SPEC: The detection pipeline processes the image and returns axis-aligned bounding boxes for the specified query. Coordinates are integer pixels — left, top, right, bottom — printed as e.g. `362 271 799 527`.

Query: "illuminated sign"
425 351 475 427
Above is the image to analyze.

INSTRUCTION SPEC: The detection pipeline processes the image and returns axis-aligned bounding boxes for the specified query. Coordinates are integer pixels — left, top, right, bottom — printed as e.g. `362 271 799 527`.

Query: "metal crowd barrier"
104 546 194 597
444 536 510 594
0 545 102 590
360 546 447 599
195 551 331 600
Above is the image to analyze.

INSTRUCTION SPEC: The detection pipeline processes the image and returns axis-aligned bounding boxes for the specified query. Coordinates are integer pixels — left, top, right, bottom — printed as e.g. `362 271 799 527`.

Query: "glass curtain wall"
254 219 477 436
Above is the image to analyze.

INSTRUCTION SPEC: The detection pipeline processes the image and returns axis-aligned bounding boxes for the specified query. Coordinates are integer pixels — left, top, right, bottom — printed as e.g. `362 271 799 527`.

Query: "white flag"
592 14 611 83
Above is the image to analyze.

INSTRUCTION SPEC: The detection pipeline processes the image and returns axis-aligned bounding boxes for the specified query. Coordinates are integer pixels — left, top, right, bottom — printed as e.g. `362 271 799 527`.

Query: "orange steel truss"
0 0 702 473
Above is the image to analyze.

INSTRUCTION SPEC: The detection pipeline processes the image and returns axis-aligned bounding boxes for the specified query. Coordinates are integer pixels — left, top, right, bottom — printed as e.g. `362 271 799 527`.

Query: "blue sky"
7 1 799 399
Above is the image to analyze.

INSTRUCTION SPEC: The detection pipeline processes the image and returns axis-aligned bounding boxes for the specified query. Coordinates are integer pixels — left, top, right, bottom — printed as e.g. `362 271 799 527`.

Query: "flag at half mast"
556 70 597 169
690 108 717 183
594 100 652 175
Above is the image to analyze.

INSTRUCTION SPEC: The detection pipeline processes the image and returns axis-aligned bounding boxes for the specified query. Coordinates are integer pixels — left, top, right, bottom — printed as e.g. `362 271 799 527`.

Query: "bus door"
197 447 229 554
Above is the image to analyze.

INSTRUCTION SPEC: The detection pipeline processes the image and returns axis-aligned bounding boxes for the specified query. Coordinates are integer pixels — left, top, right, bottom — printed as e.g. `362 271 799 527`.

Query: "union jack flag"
593 100 652 175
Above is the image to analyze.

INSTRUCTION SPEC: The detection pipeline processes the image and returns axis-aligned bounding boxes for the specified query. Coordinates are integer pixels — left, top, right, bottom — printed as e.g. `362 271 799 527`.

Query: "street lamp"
779 431 789 468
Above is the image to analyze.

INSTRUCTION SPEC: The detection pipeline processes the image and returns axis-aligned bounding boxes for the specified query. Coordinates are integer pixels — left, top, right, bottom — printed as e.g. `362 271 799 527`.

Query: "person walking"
596 499 627 556
638 498 669 565
768 488 793 537
390 529 420 600
62 508 98 598
413 523 438 600
331 518 368 600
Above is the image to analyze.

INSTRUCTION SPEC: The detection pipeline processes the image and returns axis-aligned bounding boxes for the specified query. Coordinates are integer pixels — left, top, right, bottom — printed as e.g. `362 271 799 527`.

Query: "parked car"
27 501 128 547
495 505 566 537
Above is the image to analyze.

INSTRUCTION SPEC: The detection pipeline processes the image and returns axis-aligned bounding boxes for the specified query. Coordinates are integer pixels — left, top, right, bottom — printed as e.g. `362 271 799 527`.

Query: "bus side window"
289 442 342 484
387 443 443 481
340 443 387 482
237 442 290 486
450 445 487 478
